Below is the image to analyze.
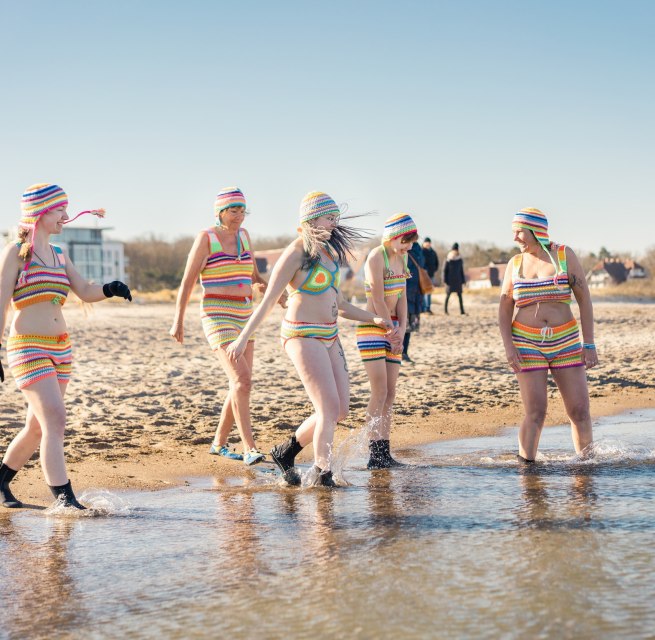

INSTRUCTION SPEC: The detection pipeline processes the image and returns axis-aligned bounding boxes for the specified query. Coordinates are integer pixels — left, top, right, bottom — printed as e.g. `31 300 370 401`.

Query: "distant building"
254 249 285 276
466 262 507 289
587 258 647 287
2 225 127 284
103 240 128 283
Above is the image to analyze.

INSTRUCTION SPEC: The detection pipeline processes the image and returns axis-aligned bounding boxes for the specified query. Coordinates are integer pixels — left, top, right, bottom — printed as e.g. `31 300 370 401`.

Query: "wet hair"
300 215 370 270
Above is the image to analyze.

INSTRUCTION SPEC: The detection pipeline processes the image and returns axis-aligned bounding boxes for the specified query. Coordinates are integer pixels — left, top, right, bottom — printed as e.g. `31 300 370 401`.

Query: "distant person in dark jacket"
443 242 466 315
403 241 425 362
421 237 438 313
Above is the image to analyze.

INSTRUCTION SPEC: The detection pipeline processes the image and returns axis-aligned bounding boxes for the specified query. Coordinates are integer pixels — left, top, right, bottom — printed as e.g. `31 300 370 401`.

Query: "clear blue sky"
1 0 653 255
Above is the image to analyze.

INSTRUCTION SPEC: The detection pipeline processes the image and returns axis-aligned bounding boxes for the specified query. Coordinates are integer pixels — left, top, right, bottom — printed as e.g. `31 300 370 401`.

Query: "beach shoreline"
2 301 654 506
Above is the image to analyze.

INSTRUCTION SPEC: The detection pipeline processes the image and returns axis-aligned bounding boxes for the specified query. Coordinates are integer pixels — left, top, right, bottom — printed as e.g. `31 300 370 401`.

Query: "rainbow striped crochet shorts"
356 317 401 365
280 319 339 349
201 295 255 350
7 333 73 390
511 319 583 372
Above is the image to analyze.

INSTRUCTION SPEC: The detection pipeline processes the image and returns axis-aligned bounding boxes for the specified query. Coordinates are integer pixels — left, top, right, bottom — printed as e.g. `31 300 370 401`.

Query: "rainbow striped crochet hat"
382 213 418 241
214 187 246 218
20 184 69 228
20 183 104 228
299 191 340 224
512 207 549 246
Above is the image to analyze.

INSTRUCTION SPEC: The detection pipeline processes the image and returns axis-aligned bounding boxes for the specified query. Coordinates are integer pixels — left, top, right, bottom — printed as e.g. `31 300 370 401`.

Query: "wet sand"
2 299 654 505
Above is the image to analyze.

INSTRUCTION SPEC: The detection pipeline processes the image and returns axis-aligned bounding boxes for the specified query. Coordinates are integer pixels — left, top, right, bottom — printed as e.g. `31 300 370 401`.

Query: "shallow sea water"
1 410 654 640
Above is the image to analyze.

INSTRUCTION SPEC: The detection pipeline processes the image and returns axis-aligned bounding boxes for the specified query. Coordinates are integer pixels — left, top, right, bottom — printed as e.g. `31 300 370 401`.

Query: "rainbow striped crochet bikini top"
512 244 572 308
364 246 409 298
12 244 70 310
200 228 254 291
289 245 340 297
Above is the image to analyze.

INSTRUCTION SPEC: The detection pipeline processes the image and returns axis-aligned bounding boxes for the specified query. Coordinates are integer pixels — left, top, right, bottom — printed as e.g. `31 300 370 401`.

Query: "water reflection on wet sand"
1 413 654 639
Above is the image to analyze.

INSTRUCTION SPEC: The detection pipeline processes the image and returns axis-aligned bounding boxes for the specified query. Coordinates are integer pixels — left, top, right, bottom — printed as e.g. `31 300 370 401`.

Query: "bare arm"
63 249 107 302
226 241 304 359
170 232 209 343
363 250 392 320
336 291 393 328
567 247 598 368
499 258 521 373
0 244 21 343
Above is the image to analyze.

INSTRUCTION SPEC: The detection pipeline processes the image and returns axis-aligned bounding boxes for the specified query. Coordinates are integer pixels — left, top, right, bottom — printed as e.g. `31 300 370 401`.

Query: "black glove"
103 281 132 301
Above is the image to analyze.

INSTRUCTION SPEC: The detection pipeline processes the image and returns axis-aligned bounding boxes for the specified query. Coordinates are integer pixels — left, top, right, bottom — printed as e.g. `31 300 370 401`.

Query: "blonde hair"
17 227 31 260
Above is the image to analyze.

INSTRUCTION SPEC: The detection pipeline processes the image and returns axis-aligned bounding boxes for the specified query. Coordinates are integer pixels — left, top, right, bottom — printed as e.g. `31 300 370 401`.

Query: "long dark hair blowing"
300 215 370 270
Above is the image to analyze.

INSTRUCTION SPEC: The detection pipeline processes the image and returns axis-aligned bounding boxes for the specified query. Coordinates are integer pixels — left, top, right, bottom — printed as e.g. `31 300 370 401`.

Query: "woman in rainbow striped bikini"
356 213 418 469
0 184 131 510
227 191 393 487
171 187 274 465
499 207 598 463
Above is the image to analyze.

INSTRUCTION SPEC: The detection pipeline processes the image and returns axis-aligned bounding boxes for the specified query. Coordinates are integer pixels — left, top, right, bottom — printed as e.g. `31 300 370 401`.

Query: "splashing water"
44 490 134 518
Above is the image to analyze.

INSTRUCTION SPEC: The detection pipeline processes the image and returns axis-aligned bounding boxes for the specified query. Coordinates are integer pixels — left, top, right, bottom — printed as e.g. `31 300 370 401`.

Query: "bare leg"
379 362 401 439
552 366 593 454
3 406 43 470
213 390 235 446
214 341 257 452
284 338 349 469
516 370 548 460
20 378 69 486
295 414 317 448
363 359 389 440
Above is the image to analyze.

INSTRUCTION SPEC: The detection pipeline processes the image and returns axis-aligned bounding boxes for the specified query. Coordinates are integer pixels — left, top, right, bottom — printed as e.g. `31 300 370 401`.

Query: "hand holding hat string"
103 281 132 301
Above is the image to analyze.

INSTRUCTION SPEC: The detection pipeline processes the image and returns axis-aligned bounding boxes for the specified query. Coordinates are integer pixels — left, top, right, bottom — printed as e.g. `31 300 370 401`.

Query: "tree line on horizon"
124 233 655 292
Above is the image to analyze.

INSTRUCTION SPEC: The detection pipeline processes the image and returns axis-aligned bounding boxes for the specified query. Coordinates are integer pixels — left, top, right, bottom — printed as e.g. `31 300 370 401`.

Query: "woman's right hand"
169 321 184 344
505 345 523 374
390 329 404 352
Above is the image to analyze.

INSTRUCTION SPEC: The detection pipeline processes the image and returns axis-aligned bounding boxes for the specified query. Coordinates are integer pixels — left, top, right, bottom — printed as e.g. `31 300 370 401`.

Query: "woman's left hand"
583 346 599 369
226 336 247 361
103 281 132 301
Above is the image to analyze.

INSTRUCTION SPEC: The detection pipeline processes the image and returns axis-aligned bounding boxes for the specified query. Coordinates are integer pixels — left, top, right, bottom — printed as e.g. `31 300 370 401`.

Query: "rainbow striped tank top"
512 244 572 308
365 246 409 298
200 228 254 291
12 245 70 310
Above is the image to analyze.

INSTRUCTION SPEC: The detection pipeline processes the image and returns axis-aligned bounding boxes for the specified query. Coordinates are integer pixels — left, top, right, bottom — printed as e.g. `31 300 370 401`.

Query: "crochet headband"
382 213 418 242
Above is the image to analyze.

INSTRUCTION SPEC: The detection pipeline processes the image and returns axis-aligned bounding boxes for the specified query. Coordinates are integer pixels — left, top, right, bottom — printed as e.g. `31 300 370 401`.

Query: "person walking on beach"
402 240 424 363
421 237 439 313
499 207 598 462
357 214 418 468
227 191 393 487
170 187 276 465
0 184 132 509
443 242 466 315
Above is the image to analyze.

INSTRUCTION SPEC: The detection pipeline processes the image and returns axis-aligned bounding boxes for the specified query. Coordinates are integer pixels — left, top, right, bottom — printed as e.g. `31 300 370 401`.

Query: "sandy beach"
2 298 654 505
